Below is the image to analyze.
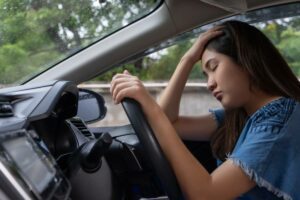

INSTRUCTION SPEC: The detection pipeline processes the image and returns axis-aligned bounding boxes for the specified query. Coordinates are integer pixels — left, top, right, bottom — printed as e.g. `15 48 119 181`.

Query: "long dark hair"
206 20 300 161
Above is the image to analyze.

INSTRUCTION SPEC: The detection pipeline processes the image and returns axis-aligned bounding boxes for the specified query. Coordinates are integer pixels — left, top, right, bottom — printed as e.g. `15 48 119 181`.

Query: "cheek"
220 71 251 106
222 88 250 109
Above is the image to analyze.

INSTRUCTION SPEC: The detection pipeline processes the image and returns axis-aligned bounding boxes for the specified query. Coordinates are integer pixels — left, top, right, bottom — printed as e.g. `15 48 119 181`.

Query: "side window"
83 38 222 127
81 3 300 127
258 19 300 74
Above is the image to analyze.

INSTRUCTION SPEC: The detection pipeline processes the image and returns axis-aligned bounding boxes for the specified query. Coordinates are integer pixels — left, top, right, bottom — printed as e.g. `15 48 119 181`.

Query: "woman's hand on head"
183 26 223 64
110 70 152 105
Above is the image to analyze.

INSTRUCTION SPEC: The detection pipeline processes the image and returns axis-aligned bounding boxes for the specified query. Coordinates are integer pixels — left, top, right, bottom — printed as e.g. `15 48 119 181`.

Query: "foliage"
0 0 300 85
97 18 300 82
0 0 157 84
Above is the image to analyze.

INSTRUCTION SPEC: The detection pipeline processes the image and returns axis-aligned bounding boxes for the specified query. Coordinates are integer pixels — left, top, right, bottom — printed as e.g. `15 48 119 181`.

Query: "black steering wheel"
121 98 183 200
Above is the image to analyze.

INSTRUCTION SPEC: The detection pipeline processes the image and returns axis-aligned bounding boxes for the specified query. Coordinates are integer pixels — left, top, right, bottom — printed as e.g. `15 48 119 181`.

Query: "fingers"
193 27 224 59
199 30 223 46
111 73 138 91
195 25 224 43
114 85 137 104
210 25 224 31
110 72 143 104
112 72 131 80
112 82 132 103
196 27 224 45
203 25 224 35
183 26 224 63
123 69 130 75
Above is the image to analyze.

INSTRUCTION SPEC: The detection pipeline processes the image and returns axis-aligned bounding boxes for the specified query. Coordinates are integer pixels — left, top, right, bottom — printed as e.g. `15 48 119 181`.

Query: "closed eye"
210 64 218 71
204 58 218 73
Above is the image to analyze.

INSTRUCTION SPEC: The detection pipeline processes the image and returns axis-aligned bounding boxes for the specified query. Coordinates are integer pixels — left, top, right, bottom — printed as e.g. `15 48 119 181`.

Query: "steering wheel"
121 98 183 200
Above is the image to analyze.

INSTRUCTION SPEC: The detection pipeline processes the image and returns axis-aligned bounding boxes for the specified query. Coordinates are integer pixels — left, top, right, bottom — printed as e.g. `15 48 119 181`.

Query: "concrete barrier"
79 82 222 127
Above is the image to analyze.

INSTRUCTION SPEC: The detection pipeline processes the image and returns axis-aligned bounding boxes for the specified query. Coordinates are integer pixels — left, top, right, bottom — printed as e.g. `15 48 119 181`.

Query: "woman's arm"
173 115 218 141
143 102 256 200
110 77 255 199
158 57 195 122
158 27 223 140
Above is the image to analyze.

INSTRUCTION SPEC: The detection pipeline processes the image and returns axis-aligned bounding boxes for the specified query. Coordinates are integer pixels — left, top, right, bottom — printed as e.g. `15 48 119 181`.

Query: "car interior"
0 0 299 199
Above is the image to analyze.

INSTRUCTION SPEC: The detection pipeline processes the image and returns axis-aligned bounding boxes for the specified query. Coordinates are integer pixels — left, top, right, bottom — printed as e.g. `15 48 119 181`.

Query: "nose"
206 76 216 92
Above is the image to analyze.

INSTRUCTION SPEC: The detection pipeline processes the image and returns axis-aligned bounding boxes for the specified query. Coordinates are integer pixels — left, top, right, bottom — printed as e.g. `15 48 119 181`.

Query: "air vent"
69 117 95 139
0 101 13 117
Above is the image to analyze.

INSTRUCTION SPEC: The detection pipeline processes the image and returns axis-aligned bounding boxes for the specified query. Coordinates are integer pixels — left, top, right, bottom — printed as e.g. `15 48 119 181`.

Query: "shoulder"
229 98 300 200
250 97 297 132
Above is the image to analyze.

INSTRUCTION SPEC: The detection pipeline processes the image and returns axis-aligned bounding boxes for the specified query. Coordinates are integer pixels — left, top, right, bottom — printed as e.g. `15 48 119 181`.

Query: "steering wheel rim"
121 98 183 200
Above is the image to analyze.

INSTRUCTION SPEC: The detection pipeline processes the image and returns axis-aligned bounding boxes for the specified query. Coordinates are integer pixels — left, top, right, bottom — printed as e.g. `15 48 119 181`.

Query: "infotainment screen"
2 134 56 194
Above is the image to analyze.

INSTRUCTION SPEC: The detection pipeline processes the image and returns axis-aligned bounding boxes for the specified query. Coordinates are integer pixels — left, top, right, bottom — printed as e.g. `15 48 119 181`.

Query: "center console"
0 129 71 200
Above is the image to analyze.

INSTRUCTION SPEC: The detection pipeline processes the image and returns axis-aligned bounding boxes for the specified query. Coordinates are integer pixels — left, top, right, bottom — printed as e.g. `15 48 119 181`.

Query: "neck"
243 91 282 116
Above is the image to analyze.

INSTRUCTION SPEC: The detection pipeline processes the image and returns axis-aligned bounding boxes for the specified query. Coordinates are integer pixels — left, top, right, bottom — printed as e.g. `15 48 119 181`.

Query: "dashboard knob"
80 132 112 173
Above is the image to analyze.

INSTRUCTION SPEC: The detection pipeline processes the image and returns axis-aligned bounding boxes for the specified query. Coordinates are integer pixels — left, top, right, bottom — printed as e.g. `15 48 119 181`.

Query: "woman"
110 20 300 199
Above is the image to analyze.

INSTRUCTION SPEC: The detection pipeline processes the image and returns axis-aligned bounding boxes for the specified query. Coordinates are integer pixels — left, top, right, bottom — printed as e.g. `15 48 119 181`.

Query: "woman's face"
201 49 252 109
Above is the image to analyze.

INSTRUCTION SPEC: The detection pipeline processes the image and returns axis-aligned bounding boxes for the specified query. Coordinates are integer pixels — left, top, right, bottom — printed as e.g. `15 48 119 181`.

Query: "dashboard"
0 80 158 200
0 80 216 200
0 81 79 200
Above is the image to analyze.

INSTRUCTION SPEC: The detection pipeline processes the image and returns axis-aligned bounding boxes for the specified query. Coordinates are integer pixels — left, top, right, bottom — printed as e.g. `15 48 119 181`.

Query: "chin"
220 99 240 110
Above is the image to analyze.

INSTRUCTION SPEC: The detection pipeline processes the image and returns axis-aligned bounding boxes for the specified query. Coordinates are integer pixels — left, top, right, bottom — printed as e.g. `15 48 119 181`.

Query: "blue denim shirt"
210 97 300 200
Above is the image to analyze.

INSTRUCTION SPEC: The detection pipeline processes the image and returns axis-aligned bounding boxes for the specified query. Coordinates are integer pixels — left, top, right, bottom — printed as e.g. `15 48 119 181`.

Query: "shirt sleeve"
228 102 300 200
209 108 224 128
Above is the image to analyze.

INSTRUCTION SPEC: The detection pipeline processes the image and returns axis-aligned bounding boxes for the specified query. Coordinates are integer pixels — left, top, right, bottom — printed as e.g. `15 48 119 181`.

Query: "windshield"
0 0 159 88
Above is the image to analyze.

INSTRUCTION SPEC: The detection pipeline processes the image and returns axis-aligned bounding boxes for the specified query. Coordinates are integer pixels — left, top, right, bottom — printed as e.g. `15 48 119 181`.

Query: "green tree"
0 0 157 85
98 18 300 82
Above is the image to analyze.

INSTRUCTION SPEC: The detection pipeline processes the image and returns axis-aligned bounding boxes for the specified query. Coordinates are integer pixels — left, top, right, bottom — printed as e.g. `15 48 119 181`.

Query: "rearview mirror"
77 89 107 123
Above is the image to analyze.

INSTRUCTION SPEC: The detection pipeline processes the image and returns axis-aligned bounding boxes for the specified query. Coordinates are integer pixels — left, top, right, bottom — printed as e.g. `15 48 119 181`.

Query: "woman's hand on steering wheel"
110 70 153 107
